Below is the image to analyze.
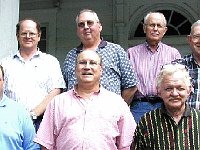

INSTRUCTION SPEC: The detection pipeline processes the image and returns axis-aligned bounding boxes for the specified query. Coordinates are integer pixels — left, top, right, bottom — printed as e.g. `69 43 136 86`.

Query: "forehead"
78 12 96 22
77 51 100 61
147 13 164 24
20 20 37 31
161 73 186 86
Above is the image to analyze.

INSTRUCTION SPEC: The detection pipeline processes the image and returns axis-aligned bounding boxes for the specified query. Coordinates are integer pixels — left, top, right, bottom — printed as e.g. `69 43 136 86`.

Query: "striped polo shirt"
132 104 200 150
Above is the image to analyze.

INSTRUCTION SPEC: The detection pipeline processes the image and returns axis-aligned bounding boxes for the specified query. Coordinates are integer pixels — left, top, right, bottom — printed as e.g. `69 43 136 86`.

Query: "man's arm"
122 86 137 105
31 88 61 116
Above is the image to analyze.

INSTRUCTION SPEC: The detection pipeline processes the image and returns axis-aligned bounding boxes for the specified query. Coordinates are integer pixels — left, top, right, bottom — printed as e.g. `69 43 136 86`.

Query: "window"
130 10 191 39
38 27 47 52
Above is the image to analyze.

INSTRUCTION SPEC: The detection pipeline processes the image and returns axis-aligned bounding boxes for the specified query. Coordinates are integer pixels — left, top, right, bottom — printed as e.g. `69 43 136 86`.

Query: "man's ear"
187 86 192 96
143 24 146 33
157 87 161 96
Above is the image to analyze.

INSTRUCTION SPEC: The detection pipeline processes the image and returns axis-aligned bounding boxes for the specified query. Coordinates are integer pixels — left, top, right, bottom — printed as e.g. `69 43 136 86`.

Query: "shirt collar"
72 85 101 98
13 48 41 60
145 41 161 52
76 39 107 54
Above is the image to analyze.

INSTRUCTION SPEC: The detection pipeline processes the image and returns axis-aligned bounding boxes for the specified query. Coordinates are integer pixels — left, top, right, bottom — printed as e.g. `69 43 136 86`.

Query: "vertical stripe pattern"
132 106 200 150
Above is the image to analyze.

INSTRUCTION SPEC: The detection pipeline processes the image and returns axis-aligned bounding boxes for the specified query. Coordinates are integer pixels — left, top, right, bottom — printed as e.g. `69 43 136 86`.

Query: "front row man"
34 50 136 150
0 65 39 150
132 63 200 149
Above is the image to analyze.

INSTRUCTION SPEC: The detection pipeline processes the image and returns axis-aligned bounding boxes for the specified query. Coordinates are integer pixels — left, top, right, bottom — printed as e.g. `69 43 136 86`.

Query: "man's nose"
171 89 179 96
84 22 89 28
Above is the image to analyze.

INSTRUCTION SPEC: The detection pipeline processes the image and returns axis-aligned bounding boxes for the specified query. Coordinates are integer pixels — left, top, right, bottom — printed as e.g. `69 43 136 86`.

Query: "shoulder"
50 89 74 105
128 43 145 51
3 95 29 115
66 48 78 57
40 52 59 62
100 87 125 103
63 48 78 63
160 42 179 52
104 41 125 52
191 108 200 115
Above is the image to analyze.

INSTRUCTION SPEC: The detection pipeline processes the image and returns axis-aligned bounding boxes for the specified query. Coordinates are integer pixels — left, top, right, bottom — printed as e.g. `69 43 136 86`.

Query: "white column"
0 0 19 59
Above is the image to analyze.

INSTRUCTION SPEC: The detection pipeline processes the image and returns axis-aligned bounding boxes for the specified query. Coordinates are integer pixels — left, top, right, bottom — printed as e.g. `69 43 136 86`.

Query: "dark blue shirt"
62 40 138 95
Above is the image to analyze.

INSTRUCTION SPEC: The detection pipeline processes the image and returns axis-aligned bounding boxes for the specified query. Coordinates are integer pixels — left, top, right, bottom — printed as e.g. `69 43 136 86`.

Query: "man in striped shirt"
132 63 200 150
128 12 181 122
174 20 200 110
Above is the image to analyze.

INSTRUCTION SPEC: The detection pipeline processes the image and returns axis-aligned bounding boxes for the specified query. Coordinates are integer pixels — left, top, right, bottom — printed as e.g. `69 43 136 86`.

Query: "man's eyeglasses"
191 34 200 41
19 32 38 38
77 60 100 67
77 20 96 28
145 23 165 29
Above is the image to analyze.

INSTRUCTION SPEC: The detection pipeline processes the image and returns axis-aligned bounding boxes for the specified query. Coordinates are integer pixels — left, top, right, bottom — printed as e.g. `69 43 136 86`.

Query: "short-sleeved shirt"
1 50 66 111
62 40 138 95
0 94 40 150
174 54 200 110
34 87 136 150
128 42 181 96
132 104 200 150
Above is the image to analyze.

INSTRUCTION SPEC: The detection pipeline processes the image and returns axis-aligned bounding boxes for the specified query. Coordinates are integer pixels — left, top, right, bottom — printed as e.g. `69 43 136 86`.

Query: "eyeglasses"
77 20 96 28
19 32 38 38
77 60 100 67
145 23 165 29
191 34 200 41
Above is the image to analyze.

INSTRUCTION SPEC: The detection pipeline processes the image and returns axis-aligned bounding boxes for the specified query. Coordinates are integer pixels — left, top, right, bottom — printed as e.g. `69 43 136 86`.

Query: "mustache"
168 97 182 101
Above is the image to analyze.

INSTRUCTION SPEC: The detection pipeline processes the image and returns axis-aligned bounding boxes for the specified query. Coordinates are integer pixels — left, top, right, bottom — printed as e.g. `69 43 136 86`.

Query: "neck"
167 105 185 124
147 40 159 52
20 48 37 61
193 53 200 65
76 84 100 99
82 39 101 50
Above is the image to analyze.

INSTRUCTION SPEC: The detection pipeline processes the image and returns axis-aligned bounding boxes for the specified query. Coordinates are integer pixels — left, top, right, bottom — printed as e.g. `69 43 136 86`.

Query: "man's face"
157 72 191 111
188 25 200 56
76 50 102 85
17 20 41 50
143 13 167 44
76 12 102 43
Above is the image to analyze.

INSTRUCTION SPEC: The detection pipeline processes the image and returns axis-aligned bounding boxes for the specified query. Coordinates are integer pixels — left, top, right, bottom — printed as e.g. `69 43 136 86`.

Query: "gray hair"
144 12 167 26
156 64 191 88
75 9 100 24
190 20 200 35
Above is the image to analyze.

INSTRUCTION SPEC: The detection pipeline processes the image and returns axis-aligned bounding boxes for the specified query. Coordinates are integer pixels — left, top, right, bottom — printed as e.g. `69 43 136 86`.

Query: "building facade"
20 0 200 63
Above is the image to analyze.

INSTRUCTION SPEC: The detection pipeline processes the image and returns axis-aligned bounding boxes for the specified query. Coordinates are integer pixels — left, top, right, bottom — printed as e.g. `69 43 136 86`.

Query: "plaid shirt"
174 54 200 110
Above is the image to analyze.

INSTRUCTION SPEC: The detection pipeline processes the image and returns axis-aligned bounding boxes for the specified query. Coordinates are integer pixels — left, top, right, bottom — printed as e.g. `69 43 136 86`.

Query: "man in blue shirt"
0 64 39 150
62 9 138 104
174 20 200 110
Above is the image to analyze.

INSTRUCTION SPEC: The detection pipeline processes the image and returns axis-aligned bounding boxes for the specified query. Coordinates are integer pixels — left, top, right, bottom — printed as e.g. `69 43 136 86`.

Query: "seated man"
0 65 39 150
132 63 200 150
34 50 136 150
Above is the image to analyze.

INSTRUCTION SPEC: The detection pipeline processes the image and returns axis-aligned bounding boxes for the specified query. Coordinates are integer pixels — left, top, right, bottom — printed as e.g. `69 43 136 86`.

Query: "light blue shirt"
0 94 40 150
